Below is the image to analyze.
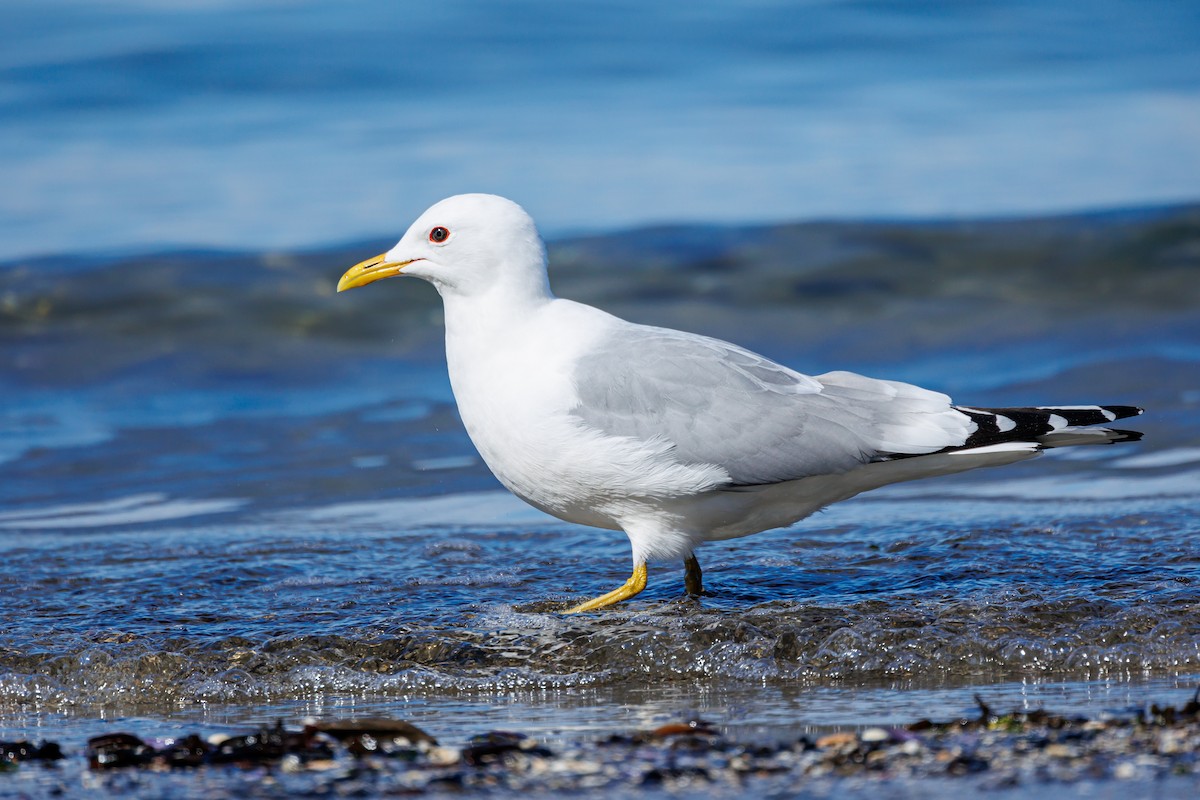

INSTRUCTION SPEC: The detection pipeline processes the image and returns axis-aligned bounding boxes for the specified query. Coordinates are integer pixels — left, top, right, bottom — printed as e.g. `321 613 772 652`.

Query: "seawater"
1 2 1199 792
1 0 1198 258
2 208 1198 771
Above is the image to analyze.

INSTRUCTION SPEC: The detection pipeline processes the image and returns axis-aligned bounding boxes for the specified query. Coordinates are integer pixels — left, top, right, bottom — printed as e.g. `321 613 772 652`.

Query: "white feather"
365 194 1139 569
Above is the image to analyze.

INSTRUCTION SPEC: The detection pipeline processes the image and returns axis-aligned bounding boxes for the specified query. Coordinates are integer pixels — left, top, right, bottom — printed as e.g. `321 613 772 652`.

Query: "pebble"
815 732 856 748
427 746 460 767
860 727 889 743
7 691 1199 794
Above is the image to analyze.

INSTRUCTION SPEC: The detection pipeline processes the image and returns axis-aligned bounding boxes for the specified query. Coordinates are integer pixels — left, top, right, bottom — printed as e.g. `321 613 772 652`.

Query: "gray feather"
570 326 971 485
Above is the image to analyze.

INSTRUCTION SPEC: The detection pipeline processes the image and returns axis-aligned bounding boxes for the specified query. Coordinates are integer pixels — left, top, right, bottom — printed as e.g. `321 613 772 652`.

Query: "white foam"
877 469 1200 501
1112 447 1200 469
412 455 477 471
352 455 389 469
292 490 556 528
0 493 246 529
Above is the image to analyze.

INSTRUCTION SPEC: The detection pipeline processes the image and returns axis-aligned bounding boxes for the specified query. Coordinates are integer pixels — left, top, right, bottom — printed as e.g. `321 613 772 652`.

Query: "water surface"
1 0 1198 258
2 208 1197 767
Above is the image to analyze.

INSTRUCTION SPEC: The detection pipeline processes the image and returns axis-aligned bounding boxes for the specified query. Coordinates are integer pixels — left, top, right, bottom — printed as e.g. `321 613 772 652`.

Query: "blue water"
2 0 1199 259
1 4 1199 795
2 202 1198 716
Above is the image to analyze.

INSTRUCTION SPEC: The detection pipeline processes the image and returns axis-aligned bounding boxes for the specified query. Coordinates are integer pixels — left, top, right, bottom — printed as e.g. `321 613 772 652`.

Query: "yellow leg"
563 562 648 614
684 553 703 596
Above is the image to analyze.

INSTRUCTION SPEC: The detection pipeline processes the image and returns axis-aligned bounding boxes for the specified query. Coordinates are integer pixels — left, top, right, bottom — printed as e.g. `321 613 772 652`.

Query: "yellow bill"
337 253 413 292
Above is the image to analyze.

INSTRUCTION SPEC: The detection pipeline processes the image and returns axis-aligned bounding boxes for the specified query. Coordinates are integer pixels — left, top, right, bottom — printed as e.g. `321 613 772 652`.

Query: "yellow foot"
683 553 704 596
564 563 648 613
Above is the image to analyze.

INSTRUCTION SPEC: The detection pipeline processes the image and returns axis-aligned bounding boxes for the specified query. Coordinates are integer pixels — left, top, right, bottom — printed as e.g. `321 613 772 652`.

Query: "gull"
337 194 1143 613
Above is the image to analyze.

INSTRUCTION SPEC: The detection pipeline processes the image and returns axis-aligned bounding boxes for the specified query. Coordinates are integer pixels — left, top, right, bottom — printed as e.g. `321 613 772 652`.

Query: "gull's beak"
337 253 414 292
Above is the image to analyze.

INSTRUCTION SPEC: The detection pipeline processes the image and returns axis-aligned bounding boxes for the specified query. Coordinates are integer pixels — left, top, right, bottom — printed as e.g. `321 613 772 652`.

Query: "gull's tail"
949 404 1144 451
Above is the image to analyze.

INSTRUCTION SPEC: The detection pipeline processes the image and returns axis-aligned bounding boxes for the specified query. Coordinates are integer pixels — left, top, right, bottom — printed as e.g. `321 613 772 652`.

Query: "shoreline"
5 693 1199 796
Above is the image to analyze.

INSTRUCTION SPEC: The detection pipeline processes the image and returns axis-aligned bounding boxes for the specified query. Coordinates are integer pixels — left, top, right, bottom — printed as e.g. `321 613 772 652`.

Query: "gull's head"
337 193 549 300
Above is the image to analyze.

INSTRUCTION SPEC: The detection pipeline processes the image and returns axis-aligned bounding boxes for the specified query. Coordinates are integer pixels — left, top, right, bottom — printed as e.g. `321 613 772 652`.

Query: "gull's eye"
429 226 450 243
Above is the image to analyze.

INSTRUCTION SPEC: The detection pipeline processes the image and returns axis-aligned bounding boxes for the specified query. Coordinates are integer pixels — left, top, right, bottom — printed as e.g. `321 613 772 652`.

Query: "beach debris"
87 733 155 769
311 717 437 758
6 694 1199 794
157 734 211 769
207 721 334 765
1 740 64 763
462 731 553 766
86 722 334 771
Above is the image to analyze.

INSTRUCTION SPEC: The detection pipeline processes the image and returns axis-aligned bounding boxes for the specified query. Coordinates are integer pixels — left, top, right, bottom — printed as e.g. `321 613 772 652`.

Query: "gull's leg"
564 562 648 614
683 553 704 596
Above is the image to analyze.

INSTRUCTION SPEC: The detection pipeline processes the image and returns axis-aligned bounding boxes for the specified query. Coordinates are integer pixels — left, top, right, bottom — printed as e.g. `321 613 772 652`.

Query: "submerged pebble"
0 739 63 763
8 692 1197 795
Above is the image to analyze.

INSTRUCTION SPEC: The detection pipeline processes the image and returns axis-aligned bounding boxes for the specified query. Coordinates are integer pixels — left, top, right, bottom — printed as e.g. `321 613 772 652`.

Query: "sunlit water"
2 206 1198 785
1 0 1198 258
1 4 1198 795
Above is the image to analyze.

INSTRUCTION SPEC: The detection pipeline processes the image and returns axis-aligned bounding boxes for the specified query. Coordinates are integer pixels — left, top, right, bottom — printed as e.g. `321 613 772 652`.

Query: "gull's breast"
444 301 727 528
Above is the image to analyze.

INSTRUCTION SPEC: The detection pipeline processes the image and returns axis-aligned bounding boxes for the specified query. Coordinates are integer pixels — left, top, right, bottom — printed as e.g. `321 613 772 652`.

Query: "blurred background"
2 0 1198 259
1 1 1199 769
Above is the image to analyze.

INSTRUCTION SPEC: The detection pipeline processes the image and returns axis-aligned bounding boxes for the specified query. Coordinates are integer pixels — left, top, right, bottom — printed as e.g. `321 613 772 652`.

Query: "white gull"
337 193 1142 612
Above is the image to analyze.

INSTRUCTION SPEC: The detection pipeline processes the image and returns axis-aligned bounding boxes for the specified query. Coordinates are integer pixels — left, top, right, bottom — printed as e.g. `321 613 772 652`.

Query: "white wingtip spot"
994 414 1016 432
1047 414 1068 430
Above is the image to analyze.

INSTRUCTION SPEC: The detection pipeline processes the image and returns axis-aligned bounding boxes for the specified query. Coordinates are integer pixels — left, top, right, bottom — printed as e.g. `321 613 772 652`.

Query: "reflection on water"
0 207 1197 779
0 495 1196 715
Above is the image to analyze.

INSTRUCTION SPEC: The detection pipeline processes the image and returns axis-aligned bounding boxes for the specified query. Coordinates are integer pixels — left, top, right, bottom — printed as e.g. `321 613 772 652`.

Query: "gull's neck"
440 279 557 421
440 267 556 355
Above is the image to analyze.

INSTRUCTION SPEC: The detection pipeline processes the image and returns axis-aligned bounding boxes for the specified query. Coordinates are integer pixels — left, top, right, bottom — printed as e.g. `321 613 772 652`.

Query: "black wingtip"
946 403 1145 453
1102 405 1144 421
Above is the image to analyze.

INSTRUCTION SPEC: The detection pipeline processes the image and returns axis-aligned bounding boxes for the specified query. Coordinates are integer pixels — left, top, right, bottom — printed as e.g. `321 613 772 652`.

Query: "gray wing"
571 326 975 486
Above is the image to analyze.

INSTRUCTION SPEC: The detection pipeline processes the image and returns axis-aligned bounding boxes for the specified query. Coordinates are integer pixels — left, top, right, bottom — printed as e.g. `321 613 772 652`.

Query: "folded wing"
570 327 981 486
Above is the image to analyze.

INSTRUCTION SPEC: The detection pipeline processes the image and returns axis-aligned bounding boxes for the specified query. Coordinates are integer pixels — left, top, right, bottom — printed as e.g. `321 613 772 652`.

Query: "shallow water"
0 486 1196 709
1 208 1199 796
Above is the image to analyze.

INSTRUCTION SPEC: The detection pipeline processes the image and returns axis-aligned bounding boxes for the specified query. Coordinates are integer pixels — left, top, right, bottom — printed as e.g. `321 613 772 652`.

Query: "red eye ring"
429 226 450 243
